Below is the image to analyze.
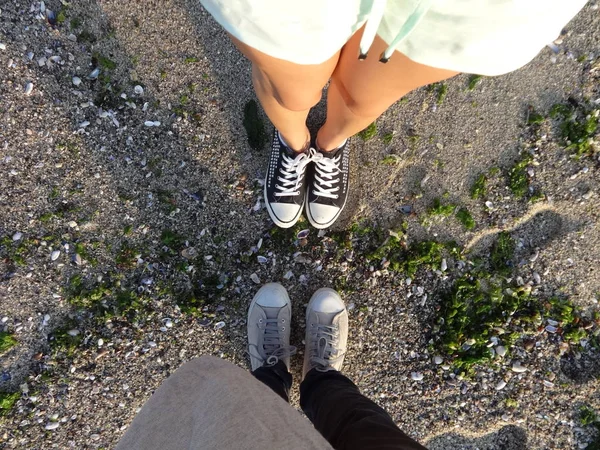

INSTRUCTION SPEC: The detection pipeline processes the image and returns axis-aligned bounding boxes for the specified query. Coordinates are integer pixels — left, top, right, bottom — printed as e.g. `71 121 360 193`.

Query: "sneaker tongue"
261 306 281 320
317 336 328 359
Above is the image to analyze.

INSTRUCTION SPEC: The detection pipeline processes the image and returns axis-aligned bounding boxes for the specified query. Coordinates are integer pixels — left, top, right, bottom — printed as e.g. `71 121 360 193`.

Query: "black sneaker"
264 130 312 228
306 139 350 229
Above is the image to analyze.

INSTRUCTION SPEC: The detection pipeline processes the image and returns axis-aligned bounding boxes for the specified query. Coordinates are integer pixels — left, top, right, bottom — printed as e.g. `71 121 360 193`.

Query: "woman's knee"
329 75 397 118
251 63 326 112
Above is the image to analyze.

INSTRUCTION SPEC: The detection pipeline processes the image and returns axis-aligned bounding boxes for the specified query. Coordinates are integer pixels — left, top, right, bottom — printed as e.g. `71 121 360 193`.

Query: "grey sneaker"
247 283 295 371
303 288 349 378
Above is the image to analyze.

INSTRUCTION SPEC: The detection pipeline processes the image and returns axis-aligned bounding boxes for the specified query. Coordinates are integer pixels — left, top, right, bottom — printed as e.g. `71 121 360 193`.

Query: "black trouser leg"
251 360 293 402
300 369 428 450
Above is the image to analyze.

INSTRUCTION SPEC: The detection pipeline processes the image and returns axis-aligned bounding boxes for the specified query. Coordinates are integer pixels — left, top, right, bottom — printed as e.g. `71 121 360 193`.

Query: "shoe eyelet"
281 319 285 323
259 319 263 323
281 327 285 331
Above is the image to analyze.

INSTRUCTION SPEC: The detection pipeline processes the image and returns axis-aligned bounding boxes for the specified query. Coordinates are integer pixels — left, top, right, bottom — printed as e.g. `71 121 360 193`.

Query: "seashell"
495 380 507 390
441 258 447 272
214 321 226 330
511 362 527 373
297 229 309 239
257 255 268 264
495 345 507 357
45 422 59 431
46 9 57 25
134 85 144 95
411 372 424 381
24 82 33 95
87 68 100 80
51 250 60 261
250 273 260 284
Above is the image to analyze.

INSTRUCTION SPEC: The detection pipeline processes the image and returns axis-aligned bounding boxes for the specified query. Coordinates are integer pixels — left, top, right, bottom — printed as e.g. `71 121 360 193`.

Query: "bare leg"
230 36 340 151
317 27 459 151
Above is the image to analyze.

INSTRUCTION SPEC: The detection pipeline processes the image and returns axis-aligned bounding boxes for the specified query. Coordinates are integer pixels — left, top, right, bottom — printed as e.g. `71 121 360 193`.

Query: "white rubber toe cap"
307 203 340 229
268 202 302 228
253 283 290 308
308 288 345 314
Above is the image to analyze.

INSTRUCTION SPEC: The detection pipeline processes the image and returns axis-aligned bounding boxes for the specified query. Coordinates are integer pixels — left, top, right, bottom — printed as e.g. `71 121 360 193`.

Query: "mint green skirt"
200 0 588 75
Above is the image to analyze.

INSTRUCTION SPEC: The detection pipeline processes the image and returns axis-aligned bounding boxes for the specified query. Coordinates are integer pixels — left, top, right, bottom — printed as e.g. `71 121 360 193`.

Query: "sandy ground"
1 1 599 449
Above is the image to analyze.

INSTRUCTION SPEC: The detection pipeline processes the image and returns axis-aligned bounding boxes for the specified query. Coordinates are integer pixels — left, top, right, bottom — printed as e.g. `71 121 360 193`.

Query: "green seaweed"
507 153 532 198
0 392 20 417
358 122 377 141
428 198 456 216
490 231 515 275
470 173 487 199
0 332 18 354
456 208 475 230
467 75 483 90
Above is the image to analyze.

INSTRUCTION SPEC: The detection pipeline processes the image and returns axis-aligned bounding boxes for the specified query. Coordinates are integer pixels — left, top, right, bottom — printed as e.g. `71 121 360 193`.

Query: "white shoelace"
274 150 315 197
312 153 342 200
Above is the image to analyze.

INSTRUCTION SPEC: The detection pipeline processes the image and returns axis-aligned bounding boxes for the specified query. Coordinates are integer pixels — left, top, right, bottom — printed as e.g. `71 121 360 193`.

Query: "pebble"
72 76 82 86
97 338 104 347
24 82 33 96
50 250 60 261
441 259 448 272
134 85 144 95
45 422 60 431
545 325 558 333
181 247 198 259
496 345 507 357
411 372 424 381
511 362 528 373
12 232 22 241
533 272 541 284
433 356 443 365
543 380 555 388
250 273 260 284
485 201 494 209
144 120 161 127
257 255 268 264
0 43 6 51
495 380 507 390
67 329 80 337
214 321 226 330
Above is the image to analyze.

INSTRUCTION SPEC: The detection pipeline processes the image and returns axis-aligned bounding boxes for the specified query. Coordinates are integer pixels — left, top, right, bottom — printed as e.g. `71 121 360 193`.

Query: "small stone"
45 422 59 431
67 329 79 337
51 250 60 261
257 255 268 264
411 372 424 381
543 380 555 388
0 43 6 51
97 338 104 347
12 232 22 241
214 321 226 330
433 356 443 365
440 259 448 272
405 278 412 286
134 85 144 95
24 82 33 96
74 254 83 266
485 201 494 209
181 247 198 259
533 272 541 284
496 345 507 357
250 273 260 284
511 361 527 373
495 380 507 390
545 325 558 334
72 76 82 86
